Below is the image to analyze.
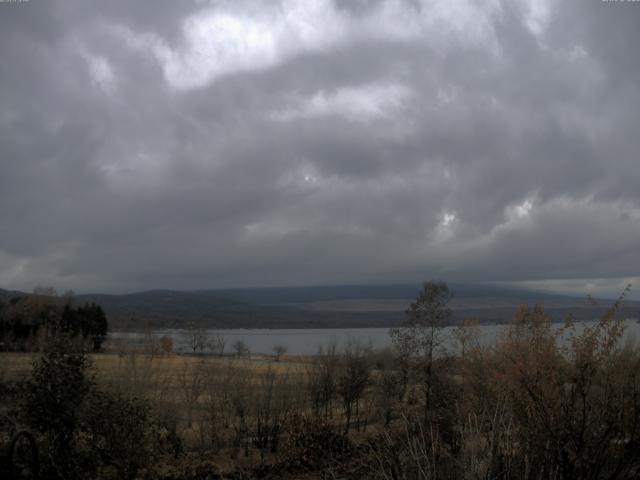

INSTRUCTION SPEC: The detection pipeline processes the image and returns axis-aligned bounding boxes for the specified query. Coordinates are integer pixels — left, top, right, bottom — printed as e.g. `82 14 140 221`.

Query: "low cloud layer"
1 0 639 297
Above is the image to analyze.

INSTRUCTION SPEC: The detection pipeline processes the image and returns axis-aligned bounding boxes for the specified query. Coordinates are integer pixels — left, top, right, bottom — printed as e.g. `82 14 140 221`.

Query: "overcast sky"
1 0 639 297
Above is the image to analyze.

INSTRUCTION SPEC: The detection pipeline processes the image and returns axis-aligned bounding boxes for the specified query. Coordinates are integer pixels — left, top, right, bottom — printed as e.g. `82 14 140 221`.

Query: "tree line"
0 288 108 352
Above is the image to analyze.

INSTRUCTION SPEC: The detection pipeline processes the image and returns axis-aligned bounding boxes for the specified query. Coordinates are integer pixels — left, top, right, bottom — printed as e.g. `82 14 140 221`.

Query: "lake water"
109 319 640 355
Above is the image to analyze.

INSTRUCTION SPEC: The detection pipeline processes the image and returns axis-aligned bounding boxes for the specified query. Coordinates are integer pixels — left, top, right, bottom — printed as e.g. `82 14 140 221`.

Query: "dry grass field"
1 350 311 408
1 349 333 475
1 351 304 381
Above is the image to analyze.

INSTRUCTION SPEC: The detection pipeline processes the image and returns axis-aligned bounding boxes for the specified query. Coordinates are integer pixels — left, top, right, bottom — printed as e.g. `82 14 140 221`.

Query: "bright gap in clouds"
510 277 640 301
113 0 502 90
516 200 533 218
77 45 118 94
441 212 457 227
271 83 413 123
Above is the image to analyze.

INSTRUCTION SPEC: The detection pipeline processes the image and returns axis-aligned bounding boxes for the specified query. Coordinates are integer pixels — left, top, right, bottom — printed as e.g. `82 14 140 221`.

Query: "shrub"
20 337 93 477
160 335 173 355
19 336 151 479
461 291 640 480
80 391 150 480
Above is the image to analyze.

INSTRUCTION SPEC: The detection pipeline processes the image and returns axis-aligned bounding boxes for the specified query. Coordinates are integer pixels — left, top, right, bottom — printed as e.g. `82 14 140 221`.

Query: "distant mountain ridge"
2 283 637 330
190 282 580 305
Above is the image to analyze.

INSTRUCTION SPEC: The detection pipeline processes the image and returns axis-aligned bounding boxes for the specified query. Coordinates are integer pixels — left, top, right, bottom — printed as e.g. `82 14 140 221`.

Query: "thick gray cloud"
1 0 639 297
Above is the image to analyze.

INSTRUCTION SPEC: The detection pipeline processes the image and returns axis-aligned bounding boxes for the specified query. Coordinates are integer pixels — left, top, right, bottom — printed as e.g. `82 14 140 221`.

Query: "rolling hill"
3 284 637 330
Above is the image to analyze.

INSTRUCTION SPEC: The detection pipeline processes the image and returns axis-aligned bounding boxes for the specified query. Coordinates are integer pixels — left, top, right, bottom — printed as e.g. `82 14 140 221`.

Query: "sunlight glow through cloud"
77 46 118 94
271 83 413 123
515 200 533 218
441 212 457 227
113 0 502 90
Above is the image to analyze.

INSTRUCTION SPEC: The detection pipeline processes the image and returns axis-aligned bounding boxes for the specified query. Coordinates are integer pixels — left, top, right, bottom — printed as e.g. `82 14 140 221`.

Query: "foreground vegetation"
1 281 639 479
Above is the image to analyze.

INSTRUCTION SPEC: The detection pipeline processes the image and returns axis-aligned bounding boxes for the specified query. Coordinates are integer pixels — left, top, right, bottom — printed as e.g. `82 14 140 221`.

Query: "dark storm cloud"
1 0 639 296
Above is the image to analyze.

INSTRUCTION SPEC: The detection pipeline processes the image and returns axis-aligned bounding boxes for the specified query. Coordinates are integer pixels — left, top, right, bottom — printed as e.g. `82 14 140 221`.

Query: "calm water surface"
110 320 640 355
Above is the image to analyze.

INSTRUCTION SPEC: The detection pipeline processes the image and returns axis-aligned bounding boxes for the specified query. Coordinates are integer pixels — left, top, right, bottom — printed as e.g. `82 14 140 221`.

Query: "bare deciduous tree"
307 342 339 418
338 341 371 434
390 280 452 420
183 322 208 354
376 363 402 427
178 359 205 428
208 331 227 356
253 367 294 458
232 339 250 358
272 344 287 361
